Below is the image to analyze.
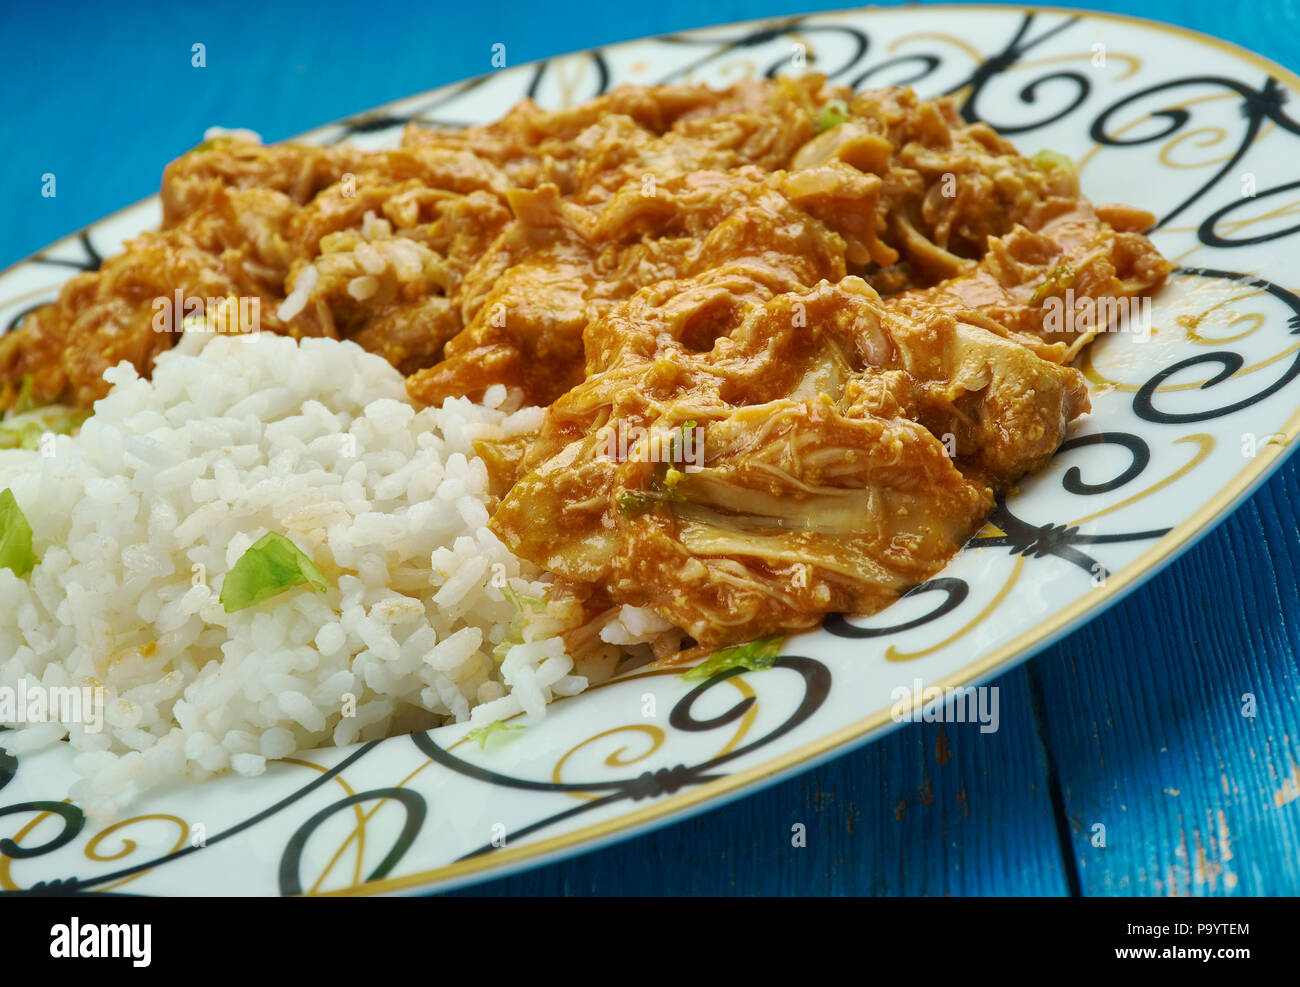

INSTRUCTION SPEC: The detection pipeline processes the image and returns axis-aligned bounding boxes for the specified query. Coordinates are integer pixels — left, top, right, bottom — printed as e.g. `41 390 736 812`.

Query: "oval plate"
3 4 1300 896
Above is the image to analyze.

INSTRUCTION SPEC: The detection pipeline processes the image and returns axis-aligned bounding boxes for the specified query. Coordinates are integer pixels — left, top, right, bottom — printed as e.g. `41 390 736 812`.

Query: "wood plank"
5 0 1300 898
446 666 1070 895
1035 459 1300 895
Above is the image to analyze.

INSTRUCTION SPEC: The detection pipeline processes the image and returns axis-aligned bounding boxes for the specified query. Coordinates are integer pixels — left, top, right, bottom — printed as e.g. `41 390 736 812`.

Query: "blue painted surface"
2 0 1298 895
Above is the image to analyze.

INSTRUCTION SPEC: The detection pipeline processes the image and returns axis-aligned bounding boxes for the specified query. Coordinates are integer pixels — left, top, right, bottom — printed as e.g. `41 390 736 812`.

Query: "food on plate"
0 75 1169 812
0 333 591 817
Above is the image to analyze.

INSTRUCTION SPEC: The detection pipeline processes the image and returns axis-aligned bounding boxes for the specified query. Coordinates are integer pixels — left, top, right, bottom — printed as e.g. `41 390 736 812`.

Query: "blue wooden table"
3 0 1298 895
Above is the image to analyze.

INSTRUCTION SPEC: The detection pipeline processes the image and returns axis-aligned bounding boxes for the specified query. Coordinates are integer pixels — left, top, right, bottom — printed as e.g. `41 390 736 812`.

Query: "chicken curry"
0 76 1170 657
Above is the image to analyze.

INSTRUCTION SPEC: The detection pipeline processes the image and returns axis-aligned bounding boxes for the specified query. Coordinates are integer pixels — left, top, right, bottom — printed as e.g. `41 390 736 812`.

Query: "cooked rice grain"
0 331 586 821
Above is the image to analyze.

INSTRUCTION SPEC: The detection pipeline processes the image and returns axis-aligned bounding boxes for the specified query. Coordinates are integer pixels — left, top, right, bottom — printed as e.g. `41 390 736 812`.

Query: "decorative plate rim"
3 3 1298 896
331 3 1300 896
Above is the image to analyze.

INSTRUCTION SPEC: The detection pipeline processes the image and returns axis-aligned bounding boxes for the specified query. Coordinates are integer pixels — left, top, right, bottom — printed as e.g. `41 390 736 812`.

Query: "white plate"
3 4 1299 896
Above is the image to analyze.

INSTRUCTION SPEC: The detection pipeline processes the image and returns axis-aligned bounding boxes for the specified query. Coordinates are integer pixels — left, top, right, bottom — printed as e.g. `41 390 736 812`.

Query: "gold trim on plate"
2 3 1298 898
305 5 1300 896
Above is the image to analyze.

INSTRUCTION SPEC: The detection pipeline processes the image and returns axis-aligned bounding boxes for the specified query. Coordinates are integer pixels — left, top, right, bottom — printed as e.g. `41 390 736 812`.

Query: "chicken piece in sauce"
0 77 1171 655
489 273 1093 648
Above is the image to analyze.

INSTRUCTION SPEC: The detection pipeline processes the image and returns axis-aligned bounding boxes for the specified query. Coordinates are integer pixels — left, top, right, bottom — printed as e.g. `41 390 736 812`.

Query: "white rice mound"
0 331 591 821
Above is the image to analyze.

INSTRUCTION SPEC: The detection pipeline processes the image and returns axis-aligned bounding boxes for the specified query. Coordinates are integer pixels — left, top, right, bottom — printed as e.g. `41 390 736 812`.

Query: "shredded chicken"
0 76 1170 652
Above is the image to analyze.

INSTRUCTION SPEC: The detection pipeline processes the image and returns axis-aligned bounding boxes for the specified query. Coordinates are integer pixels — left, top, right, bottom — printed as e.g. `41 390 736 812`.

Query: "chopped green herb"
12 376 38 415
492 584 546 661
218 532 329 613
0 489 37 578
0 421 43 451
466 719 525 748
0 406 90 450
617 452 693 516
1029 263 1076 306
662 467 687 502
617 489 660 516
491 636 519 663
815 99 850 134
50 408 90 433
1031 149 1075 175
669 421 699 464
501 584 544 613
681 635 785 682
1 381 89 451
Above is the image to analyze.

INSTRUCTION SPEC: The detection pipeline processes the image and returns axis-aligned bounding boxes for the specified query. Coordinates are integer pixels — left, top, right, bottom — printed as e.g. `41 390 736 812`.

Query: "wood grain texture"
2 0 1298 896
442 0 1300 896
448 667 1071 896
1035 460 1300 896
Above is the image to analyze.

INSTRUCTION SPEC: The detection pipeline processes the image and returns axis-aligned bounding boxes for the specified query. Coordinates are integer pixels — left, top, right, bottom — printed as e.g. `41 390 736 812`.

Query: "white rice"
0 330 588 821
276 263 318 322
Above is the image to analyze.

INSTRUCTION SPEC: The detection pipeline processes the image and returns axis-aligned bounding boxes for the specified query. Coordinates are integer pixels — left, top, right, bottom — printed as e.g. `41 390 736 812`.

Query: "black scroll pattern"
4 7 1300 897
410 656 831 860
826 433 1174 641
1135 268 1300 425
